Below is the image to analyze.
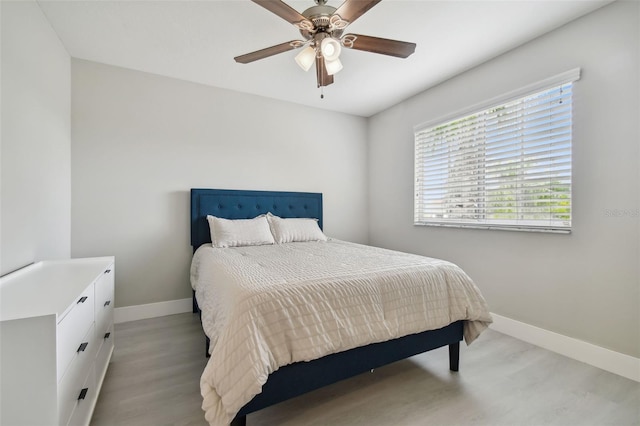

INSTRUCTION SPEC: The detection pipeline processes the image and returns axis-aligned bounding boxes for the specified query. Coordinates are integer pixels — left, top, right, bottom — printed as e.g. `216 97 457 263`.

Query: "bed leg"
192 290 198 313
449 342 460 372
230 415 247 426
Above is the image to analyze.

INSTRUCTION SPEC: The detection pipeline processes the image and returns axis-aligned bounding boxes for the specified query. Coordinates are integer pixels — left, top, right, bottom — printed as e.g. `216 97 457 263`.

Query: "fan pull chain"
320 86 324 99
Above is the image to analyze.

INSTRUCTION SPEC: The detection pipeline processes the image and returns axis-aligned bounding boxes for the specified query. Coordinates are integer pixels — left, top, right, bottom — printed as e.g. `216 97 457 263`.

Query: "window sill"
414 222 571 234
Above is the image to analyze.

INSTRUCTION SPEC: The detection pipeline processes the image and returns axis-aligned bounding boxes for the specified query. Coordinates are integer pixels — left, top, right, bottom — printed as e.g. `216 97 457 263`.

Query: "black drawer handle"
104 332 111 339
77 296 88 304
104 300 111 307
77 342 88 352
105 269 111 274
78 388 88 400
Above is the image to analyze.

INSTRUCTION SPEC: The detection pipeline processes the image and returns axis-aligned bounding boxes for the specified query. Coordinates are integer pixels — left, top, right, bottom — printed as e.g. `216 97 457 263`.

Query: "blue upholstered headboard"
190 189 323 250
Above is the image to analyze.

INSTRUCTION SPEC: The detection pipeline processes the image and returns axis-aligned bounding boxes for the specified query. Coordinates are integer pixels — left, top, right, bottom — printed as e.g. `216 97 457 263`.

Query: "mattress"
190 239 492 425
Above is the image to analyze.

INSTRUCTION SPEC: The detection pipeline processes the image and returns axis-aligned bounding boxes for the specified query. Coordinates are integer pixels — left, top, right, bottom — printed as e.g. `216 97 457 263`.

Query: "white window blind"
414 70 580 233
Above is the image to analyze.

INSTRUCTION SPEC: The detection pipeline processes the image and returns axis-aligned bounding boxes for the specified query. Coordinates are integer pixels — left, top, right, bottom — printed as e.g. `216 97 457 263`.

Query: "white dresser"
0 257 115 426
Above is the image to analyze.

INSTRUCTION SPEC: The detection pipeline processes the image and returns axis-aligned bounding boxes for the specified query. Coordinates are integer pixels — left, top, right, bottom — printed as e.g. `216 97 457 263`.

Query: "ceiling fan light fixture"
295 45 316 72
325 58 343 75
320 37 341 61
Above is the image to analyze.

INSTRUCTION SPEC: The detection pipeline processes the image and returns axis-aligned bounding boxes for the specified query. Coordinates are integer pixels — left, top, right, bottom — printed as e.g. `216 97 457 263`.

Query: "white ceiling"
37 0 612 117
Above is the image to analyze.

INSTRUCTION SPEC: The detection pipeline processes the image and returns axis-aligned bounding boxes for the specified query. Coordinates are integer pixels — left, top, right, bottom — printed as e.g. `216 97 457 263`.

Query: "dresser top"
0 257 114 322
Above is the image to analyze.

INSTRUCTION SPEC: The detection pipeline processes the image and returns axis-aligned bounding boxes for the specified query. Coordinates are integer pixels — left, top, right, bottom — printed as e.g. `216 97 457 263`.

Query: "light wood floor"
91 313 639 426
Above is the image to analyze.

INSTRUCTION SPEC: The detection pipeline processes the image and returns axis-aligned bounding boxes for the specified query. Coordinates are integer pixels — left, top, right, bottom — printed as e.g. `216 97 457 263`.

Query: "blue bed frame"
190 188 463 426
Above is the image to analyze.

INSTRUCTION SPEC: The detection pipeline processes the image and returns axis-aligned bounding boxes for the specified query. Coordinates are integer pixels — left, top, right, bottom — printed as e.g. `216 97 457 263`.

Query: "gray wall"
368 0 639 357
71 60 368 307
0 1 71 275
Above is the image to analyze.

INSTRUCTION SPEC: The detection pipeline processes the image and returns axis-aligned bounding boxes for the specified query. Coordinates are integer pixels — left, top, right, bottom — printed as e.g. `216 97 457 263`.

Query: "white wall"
0 1 71 275
71 60 368 307
368 1 639 357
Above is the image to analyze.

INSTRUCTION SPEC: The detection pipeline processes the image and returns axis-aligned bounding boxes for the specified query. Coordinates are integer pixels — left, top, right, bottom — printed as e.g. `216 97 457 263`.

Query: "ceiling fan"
234 0 416 94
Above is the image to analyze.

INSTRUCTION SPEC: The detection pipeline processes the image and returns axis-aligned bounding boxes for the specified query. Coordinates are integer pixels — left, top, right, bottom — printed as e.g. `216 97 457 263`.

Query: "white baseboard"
490 313 640 382
114 298 192 324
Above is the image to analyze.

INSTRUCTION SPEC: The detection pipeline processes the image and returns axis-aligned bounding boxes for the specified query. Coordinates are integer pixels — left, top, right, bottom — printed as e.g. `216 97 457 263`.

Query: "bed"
190 188 492 426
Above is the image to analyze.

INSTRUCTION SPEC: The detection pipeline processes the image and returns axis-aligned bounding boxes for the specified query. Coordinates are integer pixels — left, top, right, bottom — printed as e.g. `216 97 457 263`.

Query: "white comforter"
190 240 492 426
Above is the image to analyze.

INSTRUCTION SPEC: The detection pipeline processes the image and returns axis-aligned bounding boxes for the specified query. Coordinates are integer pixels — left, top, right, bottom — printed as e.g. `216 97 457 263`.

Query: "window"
414 69 580 233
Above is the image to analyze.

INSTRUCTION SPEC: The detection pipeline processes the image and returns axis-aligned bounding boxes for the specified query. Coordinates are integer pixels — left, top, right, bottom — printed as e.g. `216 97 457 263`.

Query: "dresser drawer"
96 322 114 382
95 267 114 337
58 323 98 426
57 284 95 381
66 367 96 426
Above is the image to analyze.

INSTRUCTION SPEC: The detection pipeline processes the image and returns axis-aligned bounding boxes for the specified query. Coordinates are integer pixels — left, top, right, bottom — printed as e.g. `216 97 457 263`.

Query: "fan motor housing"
300 4 344 39
302 5 335 24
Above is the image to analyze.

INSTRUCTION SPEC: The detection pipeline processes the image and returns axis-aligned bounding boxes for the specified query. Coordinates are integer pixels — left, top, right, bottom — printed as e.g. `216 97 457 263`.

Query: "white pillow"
206 215 274 248
266 213 327 244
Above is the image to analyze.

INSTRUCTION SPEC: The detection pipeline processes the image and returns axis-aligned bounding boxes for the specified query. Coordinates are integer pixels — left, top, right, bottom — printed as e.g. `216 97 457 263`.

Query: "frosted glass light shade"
320 38 341 61
325 58 343 75
295 46 316 72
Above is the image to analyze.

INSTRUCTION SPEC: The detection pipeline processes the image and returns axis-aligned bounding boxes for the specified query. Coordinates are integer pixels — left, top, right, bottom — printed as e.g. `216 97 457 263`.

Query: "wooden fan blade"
251 0 312 28
315 55 334 87
234 41 302 64
333 0 381 25
342 34 416 58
